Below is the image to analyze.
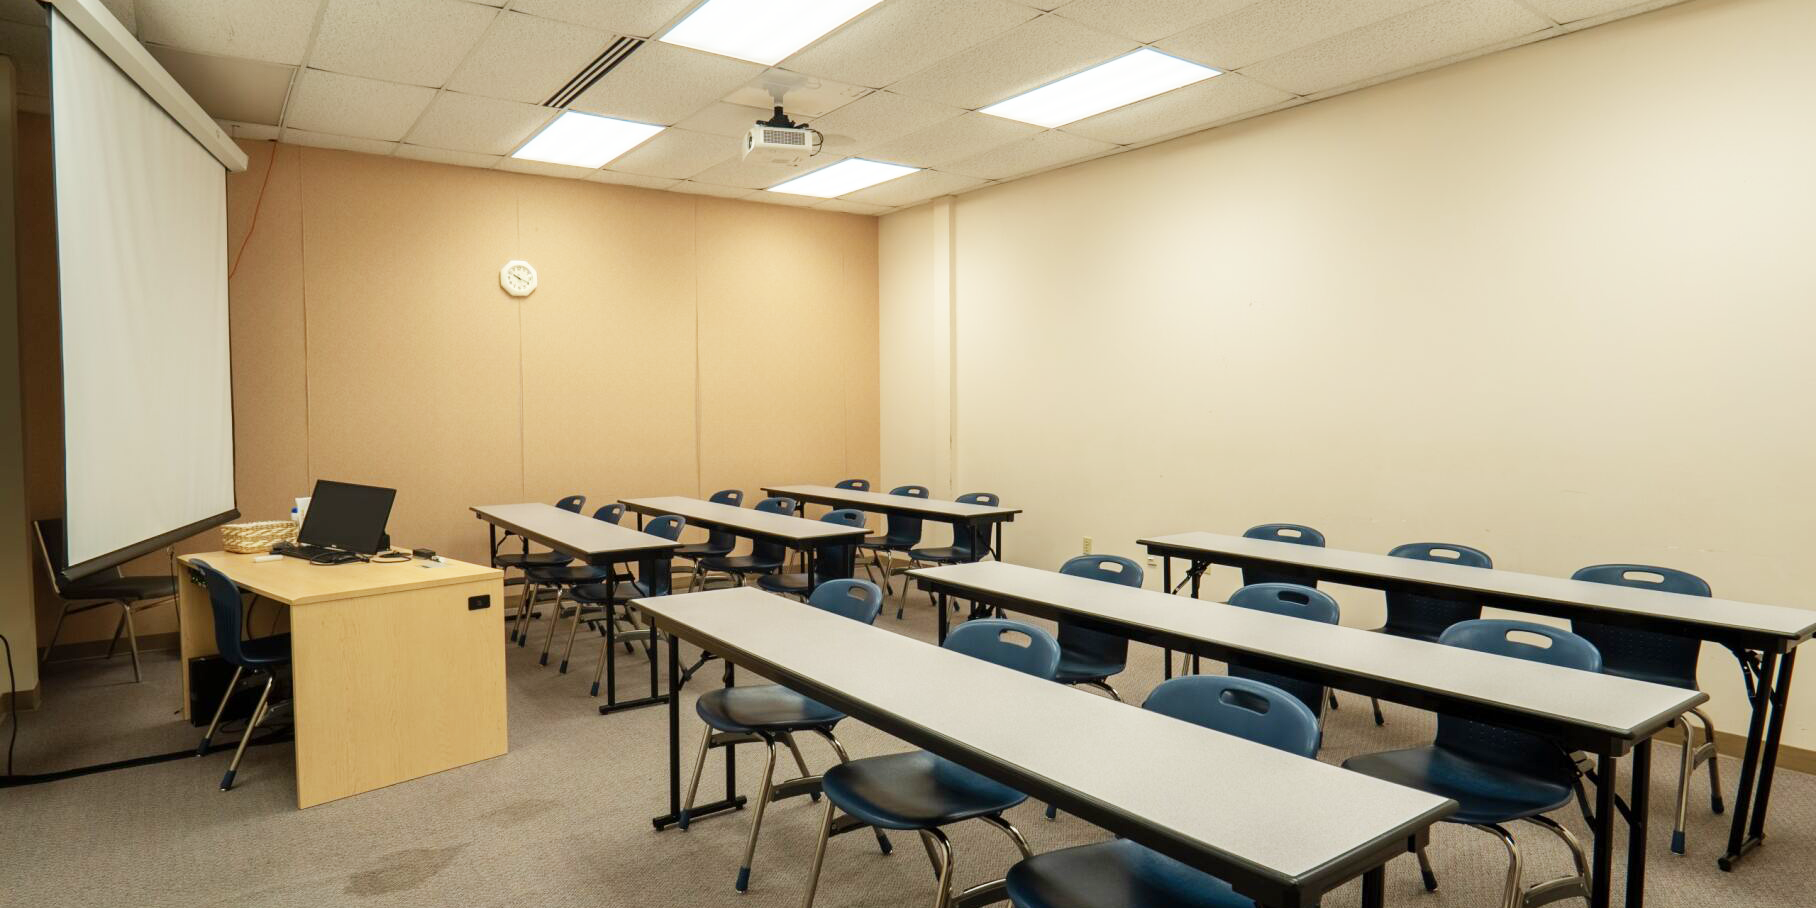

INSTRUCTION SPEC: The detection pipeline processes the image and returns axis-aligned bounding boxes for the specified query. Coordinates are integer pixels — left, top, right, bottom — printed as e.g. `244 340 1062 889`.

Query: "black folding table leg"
936 590 949 643
1721 649 1779 870
1189 565 1204 675
1591 749 1617 908
652 633 744 831
1361 866 1385 908
1626 738 1651 908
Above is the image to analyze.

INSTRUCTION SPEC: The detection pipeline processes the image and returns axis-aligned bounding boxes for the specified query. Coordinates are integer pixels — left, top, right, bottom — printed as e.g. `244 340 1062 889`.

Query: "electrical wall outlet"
1082 536 1093 554
1146 556 1158 567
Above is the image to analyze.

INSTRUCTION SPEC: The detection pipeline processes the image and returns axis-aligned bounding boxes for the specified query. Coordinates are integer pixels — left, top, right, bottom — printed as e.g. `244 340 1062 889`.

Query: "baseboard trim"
1 683 41 712
43 631 181 664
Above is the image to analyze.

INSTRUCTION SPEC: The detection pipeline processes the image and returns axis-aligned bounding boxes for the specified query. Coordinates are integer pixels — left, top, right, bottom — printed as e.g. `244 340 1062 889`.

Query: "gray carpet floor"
2 591 1809 908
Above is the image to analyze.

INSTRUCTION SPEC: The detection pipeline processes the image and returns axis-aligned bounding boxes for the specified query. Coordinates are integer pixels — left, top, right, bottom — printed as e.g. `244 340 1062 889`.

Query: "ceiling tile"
843 169 987 207
669 181 756 198
724 69 870 119
311 0 497 88
283 69 437 141
609 128 740 180
568 41 763 125
136 0 320 65
1158 0 1434 72
941 129 1115 180
446 11 613 104
282 127 399 155
590 170 682 191
810 91 966 157
147 45 295 125
497 157 595 179
1522 0 1649 22
509 0 694 37
397 143 503 168
887 14 1138 111
673 101 771 138
691 154 851 191
1054 0 1263 44
1060 71 1293 145
404 91 557 154
218 120 283 141
863 112 1041 169
1238 0 1552 97
784 0 1038 89
815 199 891 216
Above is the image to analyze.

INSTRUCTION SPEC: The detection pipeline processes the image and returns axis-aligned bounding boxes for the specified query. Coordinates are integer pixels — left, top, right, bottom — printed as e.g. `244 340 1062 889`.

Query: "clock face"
500 260 538 297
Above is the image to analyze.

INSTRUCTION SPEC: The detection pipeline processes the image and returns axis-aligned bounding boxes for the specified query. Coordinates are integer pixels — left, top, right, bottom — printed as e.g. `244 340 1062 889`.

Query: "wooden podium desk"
176 550 508 808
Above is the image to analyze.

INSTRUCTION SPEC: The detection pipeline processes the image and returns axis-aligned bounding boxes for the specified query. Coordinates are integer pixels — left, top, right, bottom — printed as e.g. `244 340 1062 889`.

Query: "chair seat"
696 684 843 733
573 580 658 602
1342 747 1575 826
859 536 913 551
756 572 810 595
821 751 1026 830
64 574 176 602
235 633 292 667
524 565 611 585
494 552 572 569
674 542 734 560
1006 839 1253 908
1054 652 1125 684
908 546 975 564
699 554 782 574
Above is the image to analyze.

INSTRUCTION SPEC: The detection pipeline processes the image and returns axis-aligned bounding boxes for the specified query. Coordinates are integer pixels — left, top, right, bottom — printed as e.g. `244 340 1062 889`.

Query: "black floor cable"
2 632 17 779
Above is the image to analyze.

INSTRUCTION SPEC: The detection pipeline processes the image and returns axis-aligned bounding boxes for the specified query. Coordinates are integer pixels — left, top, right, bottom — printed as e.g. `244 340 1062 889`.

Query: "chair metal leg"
1081 679 1123 702
1371 696 1386 726
1479 823 1523 908
677 725 713 830
976 813 1033 859
558 596 590 673
812 729 891 854
800 796 837 908
1520 815 1591 908
1328 690 1340 712
538 588 567 666
221 673 274 791
106 609 127 659
197 664 244 756
513 582 539 645
122 604 142 682
40 602 71 665
782 732 814 783
1691 707 1724 814
919 827 956 908
735 740 780 892
1672 716 1694 855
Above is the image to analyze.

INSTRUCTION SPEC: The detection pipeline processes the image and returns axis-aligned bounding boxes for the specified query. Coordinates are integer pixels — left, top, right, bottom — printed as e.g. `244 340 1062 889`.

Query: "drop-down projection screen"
49 2 245 580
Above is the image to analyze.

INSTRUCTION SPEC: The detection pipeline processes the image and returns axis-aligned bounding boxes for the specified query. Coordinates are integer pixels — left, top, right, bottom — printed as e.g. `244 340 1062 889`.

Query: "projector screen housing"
48 2 246 581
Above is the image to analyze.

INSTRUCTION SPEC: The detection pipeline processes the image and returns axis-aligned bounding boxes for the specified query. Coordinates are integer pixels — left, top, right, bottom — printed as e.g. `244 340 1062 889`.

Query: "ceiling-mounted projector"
743 106 823 165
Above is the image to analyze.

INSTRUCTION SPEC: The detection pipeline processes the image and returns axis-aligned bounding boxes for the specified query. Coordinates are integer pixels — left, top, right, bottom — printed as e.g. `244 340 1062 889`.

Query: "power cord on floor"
1 632 16 778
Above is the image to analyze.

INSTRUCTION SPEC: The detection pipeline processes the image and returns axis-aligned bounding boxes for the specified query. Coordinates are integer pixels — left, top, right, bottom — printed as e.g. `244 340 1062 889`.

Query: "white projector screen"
51 8 236 576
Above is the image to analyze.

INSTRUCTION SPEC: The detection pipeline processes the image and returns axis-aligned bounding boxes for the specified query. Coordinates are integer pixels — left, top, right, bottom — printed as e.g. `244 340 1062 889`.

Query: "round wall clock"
500 260 538 298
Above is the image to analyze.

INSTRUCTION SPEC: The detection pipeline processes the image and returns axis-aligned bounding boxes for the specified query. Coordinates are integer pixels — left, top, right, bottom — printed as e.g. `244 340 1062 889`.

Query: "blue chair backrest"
881 485 929 545
944 618 1060 680
645 515 686 541
807 579 884 624
750 497 796 562
556 495 586 513
1226 583 1341 717
1054 555 1145 670
1382 542 1491 641
836 478 869 491
191 560 251 667
1144 675 1320 758
1240 523 1325 587
1570 564 1709 690
1435 619 1602 780
705 489 744 549
949 492 999 558
593 503 624 525
816 509 868 583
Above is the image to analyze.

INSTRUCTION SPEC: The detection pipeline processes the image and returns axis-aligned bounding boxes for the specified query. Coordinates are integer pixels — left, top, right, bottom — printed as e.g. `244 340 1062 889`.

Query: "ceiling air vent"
544 37 645 109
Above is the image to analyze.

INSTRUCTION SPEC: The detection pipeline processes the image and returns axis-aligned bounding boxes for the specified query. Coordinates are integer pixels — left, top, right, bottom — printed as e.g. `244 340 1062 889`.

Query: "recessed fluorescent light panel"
512 111 663 169
769 159 918 198
661 0 883 66
981 49 1220 129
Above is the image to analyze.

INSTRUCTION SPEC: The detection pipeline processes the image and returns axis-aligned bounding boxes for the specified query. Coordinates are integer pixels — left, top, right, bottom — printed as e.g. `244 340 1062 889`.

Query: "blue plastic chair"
1239 523 1325 588
1006 675 1320 908
1343 619 1600 904
676 490 744 586
697 497 796 589
521 504 641 660
1225 583 1341 720
802 620 1060 908
496 494 587 641
1053 555 1144 700
758 509 867 599
835 478 870 492
192 560 293 791
904 492 1001 613
1366 542 1493 726
1571 563 1720 854
679 580 889 891
858 485 929 606
556 515 685 680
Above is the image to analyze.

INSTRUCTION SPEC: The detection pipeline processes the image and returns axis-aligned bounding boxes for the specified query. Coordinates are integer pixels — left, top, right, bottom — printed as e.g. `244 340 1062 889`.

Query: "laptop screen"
298 480 395 554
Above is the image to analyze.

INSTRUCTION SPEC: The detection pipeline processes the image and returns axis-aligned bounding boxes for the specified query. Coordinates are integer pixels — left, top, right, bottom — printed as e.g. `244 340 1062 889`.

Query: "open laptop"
273 480 396 563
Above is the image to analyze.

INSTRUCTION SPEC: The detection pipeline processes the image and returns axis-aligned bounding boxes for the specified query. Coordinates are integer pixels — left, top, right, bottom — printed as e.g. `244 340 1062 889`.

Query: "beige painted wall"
879 0 1816 749
0 58 36 700
25 141 880 649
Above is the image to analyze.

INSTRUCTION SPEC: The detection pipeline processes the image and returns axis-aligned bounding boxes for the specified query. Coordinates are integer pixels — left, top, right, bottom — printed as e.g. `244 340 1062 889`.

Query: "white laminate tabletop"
620 496 869 543
763 484 1021 520
911 561 1706 740
471 503 678 557
637 587 1453 885
1141 531 1816 644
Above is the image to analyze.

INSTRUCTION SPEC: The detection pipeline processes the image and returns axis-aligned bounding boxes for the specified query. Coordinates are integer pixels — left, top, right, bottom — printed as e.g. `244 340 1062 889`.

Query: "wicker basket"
221 520 298 554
